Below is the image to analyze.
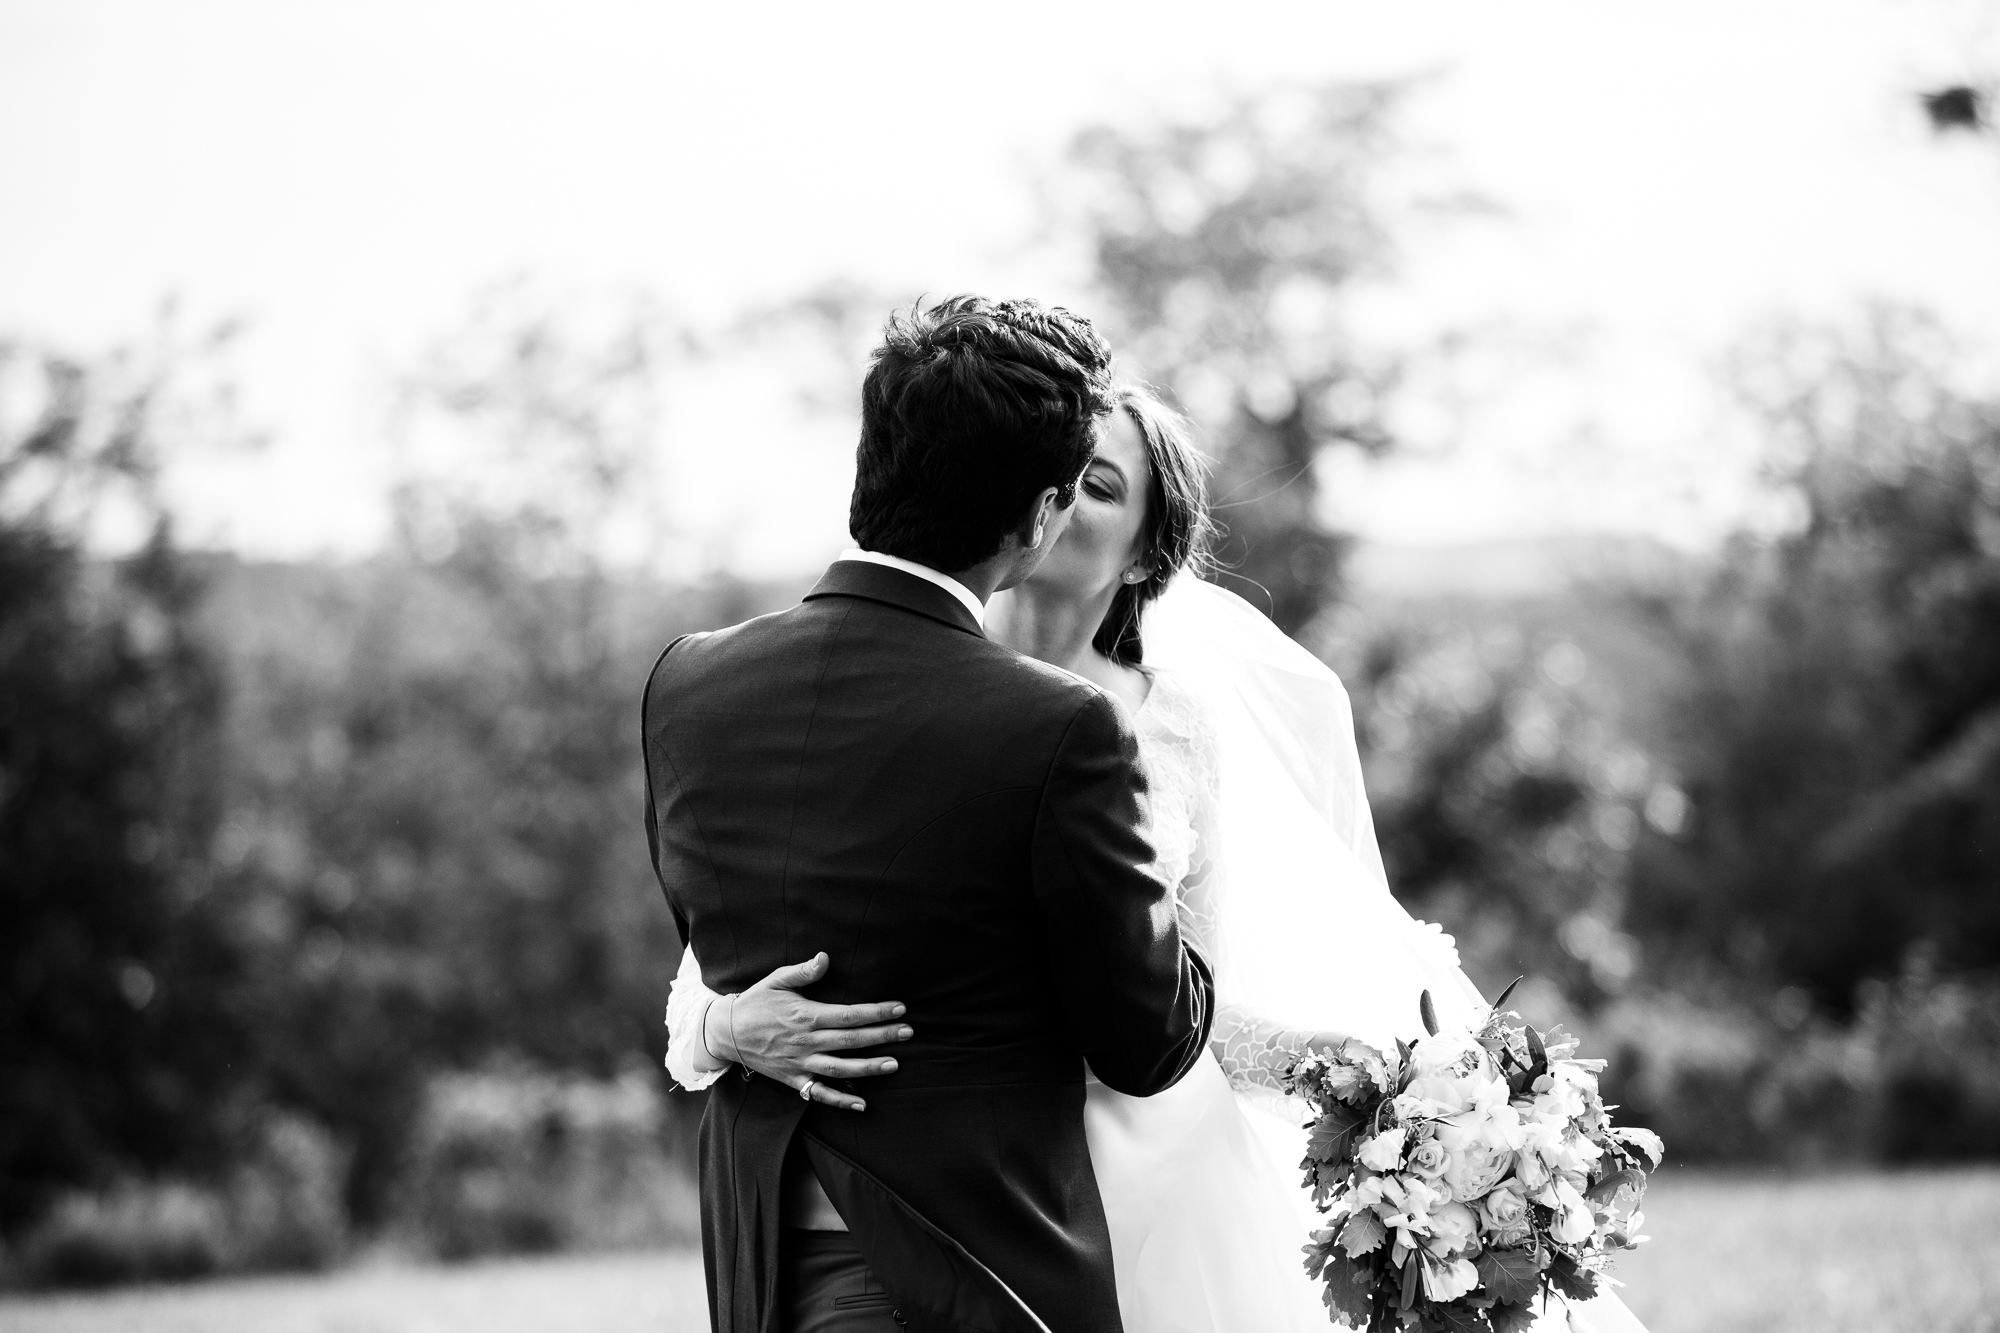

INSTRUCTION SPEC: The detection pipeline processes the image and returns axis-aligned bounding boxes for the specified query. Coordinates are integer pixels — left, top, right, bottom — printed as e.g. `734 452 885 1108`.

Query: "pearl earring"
1123 570 1145 585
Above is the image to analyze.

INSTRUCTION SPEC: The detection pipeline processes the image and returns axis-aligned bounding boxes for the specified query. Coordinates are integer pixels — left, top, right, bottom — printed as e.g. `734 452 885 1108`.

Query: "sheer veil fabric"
1143 577 1648 1333
1144 576 1486 1057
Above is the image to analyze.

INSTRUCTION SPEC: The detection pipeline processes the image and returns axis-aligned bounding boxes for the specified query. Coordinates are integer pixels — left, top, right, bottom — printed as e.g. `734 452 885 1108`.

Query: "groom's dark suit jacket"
642 559 1215 1333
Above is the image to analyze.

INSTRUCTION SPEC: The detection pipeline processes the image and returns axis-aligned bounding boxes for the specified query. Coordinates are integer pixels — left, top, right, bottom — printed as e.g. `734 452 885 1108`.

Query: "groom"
642 295 1214 1333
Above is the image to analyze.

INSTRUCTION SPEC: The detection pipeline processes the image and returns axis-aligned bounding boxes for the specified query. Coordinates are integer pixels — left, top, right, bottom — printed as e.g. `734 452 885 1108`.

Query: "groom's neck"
945 548 1020 605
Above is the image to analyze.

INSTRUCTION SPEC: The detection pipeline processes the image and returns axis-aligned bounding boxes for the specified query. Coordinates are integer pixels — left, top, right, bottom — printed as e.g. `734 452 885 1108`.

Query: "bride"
664 385 1647 1333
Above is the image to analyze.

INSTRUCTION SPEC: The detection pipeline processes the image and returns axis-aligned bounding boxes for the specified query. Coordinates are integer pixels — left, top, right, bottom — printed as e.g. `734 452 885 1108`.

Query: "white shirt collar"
837 549 986 627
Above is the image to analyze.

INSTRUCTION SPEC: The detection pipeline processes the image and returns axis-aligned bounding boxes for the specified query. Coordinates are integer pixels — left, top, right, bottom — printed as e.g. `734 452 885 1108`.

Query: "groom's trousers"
779 1230 903 1332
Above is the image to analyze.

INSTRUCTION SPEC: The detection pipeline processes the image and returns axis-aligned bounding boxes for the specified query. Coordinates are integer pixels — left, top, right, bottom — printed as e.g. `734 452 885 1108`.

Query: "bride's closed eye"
1082 465 1127 505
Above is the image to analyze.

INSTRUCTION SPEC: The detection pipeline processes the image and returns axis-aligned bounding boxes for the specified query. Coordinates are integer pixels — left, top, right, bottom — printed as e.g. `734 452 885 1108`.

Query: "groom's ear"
1025 486 1065 552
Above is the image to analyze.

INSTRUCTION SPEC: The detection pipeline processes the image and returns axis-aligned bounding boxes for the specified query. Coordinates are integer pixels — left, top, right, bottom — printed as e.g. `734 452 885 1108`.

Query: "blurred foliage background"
2 77 1997 1289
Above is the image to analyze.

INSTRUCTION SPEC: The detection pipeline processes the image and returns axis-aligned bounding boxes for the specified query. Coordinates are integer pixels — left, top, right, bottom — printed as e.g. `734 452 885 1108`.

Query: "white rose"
1406 1137 1451 1182
1394 1090 1446 1121
1476 1179 1530 1236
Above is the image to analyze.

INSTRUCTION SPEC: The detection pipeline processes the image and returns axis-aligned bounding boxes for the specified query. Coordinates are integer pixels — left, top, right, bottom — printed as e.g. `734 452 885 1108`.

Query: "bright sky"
3 0 1998 577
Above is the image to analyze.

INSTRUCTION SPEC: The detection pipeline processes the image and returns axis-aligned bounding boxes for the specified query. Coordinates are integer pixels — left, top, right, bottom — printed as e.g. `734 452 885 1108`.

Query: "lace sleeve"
1171 690 1321 1099
664 943 730 1091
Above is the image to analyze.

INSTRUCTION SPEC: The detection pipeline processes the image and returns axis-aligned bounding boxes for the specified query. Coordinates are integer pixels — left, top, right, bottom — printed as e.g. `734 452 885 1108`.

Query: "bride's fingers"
805 1023 912 1052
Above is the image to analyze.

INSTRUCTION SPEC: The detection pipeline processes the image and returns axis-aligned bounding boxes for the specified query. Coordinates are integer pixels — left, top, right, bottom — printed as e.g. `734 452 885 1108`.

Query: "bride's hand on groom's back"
701 952 913 1111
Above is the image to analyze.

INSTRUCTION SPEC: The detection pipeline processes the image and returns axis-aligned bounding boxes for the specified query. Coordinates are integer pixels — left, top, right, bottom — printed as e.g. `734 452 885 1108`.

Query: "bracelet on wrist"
698 995 723 1065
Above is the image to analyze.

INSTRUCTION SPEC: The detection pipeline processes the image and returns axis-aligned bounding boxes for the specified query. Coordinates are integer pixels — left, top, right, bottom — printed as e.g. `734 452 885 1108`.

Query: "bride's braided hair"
1094 385 1215 667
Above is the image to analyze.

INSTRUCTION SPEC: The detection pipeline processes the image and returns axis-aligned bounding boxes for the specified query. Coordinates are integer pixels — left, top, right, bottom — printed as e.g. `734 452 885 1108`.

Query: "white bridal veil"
1144 575 1489 1056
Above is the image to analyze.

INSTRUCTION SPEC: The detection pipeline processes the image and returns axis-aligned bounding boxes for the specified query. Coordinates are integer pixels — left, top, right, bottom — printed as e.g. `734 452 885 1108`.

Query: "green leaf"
1609 1125 1665 1168
1341 1209 1389 1257
1303 1228 1337 1281
1307 1102 1369 1167
1319 1250 1378 1327
1487 1300 1538 1333
1475 1248 1540 1306
1400 1253 1421 1311
1521 1024 1548 1086
1585 1167 1645 1208
1419 989 1440 1036
1434 1303 1493 1333
1490 975 1524 1012
1544 1255 1600 1304
1395 1039 1416 1093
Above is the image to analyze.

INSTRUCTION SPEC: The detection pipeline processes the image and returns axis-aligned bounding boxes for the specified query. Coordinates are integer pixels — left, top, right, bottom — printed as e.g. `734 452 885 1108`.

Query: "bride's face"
1027 407 1151 606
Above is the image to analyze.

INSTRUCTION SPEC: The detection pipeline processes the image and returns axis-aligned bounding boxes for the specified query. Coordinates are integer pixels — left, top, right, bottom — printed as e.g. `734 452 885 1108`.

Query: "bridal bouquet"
1283 986 1661 1333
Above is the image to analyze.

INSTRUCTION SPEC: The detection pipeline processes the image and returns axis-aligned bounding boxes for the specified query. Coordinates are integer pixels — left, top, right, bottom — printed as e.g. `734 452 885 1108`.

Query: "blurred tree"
1627 307 2000 1013
381 284 685 1074
1322 591 1662 1004
206 285 707 1222
0 327 241 1232
1063 83 1476 632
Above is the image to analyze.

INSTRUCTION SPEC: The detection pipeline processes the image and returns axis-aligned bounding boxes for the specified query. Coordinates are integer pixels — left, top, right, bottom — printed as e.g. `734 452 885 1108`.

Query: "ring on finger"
798 1079 818 1102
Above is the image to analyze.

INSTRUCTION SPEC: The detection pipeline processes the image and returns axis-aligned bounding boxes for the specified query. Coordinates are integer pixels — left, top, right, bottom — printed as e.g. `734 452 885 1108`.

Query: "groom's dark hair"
849 295 1115 574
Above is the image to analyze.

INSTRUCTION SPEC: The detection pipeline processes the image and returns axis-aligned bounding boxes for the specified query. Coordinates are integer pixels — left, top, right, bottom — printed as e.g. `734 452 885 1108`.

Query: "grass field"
2 1169 1996 1333
1615 1168 2000 1333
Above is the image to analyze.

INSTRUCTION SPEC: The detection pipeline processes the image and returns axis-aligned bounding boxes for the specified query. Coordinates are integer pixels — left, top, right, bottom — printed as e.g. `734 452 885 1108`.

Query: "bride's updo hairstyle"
1094 384 1214 667
850 295 1115 574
